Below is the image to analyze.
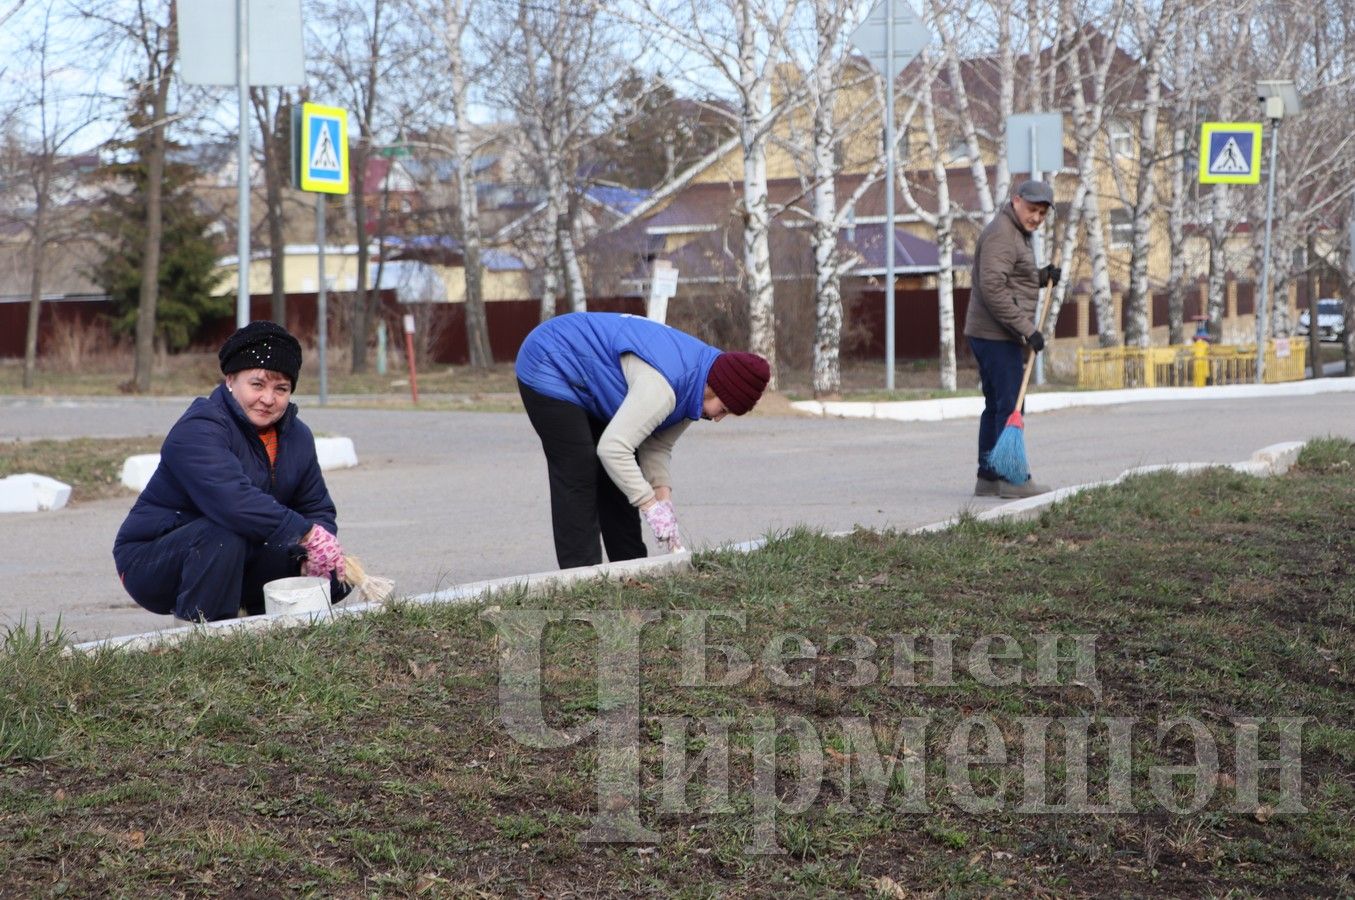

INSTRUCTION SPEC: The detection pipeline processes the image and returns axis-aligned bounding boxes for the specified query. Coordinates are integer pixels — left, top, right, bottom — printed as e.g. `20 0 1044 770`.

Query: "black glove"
1026 330 1045 353
1039 264 1062 288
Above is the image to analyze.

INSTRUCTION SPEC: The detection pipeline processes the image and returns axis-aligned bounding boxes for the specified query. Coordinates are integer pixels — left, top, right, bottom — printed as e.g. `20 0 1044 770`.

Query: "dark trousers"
518 380 647 569
117 518 299 621
968 336 1026 481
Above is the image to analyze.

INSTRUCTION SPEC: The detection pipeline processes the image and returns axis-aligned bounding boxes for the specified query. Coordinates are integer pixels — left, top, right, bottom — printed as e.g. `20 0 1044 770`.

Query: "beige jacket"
964 202 1040 343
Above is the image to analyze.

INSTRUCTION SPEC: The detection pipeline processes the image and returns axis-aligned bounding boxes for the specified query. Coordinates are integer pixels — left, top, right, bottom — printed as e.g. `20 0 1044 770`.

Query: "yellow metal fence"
1076 340 1308 389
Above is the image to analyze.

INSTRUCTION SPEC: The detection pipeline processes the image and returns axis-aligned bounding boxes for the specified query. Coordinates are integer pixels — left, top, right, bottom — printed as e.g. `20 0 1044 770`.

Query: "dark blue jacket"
113 384 337 567
515 312 720 429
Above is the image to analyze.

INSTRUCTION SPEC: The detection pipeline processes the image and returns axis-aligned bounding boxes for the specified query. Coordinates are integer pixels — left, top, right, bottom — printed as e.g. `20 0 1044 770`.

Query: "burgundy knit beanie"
707 352 770 415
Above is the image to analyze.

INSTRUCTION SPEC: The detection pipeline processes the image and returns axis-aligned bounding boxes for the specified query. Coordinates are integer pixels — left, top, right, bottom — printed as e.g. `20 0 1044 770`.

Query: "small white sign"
1274 337 1290 358
403 314 417 335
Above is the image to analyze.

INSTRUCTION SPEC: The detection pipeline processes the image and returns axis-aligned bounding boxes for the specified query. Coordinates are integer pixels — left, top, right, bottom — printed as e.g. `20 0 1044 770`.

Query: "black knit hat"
218 321 303 389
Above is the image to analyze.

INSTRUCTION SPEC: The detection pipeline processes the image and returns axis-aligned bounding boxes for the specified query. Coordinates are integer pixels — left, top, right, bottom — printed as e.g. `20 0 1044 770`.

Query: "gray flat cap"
1016 180 1054 206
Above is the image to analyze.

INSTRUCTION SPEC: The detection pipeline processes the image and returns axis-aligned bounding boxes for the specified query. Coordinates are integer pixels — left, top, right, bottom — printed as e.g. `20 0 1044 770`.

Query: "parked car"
1297 298 1346 342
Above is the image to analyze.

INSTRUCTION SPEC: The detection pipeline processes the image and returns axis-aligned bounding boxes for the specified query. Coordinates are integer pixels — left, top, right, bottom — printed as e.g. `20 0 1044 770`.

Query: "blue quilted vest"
515 312 720 428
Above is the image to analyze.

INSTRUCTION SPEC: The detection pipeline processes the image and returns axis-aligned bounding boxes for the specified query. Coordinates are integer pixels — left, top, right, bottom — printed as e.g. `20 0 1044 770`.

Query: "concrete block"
120 454 161 492
0 473 72 513
316 437 358 470
1250 441 1305 476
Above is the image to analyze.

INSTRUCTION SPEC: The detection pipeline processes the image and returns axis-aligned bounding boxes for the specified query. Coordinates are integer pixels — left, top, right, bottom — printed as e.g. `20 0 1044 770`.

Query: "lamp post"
1254 79 1300 383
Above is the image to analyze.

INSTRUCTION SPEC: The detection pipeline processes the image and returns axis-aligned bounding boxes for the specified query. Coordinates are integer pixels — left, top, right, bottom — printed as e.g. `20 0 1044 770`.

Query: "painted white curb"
0 473 72 513
68 441 1310 656
116 437 360 494
315 437 358 470
120 454 161 492
791 377 1355 423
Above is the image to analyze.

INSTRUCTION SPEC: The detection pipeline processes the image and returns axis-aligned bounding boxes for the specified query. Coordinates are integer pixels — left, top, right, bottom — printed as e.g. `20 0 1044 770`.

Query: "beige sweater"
596 353 694 507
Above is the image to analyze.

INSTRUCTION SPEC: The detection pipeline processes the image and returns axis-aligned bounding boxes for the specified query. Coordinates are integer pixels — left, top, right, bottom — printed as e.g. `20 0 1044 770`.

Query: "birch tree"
894 44 963 389
440 0 492 366
480 0 637 320
784 0 875 395
9 5 98 388
626 0 801 387
1057 0 1126 347
1113 0 1177 347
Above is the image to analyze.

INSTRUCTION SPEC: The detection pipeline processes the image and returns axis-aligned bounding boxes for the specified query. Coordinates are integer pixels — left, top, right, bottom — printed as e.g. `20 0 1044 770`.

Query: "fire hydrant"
1192 338 1209 388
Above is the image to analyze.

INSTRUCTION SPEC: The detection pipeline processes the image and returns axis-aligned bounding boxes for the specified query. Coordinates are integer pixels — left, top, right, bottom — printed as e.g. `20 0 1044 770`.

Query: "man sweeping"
965 180 1060 499
516 311 770 569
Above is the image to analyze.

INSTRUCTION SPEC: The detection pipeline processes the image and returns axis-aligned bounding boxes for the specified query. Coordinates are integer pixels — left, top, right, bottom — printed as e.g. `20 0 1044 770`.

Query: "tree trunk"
133 56 173 393
809 2 841 398
1043 178 1087 329
559 212 586 312
1166 120 1188 345
350 146 372 373
1124 15 1161 349
739 7 776 387
448 6 492 366
1306 237 1321 378
936 222 957 391
22 189 47 389
251 89 291 327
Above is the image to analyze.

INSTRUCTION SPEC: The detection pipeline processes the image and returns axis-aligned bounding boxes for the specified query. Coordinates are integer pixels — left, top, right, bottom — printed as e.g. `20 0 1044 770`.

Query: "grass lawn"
0 437 162 503
1 440 1351 896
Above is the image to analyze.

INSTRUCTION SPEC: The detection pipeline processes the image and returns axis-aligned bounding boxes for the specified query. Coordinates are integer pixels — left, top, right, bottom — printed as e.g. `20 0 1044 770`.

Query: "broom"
338 555 396 606
985 282 1055 485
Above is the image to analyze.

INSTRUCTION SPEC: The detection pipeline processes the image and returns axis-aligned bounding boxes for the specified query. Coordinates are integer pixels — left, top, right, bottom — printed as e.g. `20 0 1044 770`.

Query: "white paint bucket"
263 576 331 617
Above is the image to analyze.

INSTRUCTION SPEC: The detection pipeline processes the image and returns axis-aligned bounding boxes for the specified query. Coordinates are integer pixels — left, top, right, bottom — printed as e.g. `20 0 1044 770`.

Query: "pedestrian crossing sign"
1198 122 1262 185
298 103 349 194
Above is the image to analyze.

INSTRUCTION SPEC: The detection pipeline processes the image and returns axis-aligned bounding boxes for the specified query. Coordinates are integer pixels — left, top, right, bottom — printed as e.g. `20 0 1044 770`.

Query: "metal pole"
316 196 328 405
1255 116 1280 383
235 0 251 328
1031 125 1045 386
884 0 896 392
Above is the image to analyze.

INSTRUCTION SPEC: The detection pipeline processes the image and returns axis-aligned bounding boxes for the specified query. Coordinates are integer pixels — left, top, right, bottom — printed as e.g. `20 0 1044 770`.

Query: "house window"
1109 208 1133 247
1108 120 1134 160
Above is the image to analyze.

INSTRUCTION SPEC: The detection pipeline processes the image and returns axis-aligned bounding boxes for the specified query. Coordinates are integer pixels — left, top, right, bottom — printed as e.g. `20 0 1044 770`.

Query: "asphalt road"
2 388 1352 643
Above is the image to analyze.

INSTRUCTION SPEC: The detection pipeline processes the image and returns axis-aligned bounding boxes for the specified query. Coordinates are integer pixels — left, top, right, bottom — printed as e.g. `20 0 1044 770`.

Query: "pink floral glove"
302 525 346 581
642 499 684 553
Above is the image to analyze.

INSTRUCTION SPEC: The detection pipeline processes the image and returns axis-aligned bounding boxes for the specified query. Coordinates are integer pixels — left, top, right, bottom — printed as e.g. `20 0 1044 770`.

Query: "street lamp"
1254 79 1300 383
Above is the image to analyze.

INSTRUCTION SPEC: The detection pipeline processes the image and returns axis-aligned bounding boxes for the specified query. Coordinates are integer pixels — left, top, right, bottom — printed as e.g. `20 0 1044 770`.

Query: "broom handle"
1013 282 1056 412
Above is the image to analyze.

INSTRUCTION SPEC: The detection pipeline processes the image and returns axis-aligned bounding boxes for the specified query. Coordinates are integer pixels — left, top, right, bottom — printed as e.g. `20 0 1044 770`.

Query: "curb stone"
66 442 1309 656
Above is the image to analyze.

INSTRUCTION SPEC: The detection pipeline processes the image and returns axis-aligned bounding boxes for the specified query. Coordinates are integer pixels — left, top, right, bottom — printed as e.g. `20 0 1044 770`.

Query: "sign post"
402 314 420 405
851 0 931 391
1197 120 1267 377
179 0 305 329
647 260 679 324
292 103 350 405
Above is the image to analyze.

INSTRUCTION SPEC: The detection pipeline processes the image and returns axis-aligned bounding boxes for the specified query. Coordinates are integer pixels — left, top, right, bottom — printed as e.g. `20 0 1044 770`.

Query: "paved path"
2 386 1353 643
